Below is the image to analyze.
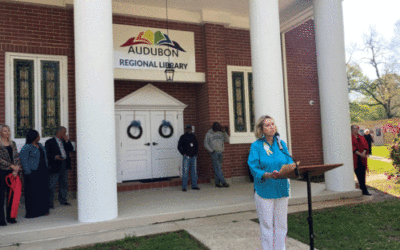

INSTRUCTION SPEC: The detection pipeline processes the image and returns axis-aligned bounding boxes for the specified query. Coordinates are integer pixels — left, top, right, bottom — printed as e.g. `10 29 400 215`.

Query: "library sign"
113 24 195 72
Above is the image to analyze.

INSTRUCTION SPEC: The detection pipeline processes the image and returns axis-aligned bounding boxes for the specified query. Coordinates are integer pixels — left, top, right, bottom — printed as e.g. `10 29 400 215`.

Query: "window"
6 53 68 148
227 66 256 144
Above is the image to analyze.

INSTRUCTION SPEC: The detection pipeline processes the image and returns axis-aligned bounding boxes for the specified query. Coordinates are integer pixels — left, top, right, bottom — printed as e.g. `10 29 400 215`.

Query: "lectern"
278 164 343 250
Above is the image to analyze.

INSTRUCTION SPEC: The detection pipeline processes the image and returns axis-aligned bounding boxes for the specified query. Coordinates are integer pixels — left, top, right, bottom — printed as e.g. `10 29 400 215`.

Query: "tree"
347 26 400 119
349 99 386 123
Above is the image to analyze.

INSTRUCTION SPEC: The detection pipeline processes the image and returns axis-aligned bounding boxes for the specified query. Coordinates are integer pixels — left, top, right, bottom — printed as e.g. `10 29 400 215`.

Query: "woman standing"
0 124 21 226
248 116 294 250
19 130 50 218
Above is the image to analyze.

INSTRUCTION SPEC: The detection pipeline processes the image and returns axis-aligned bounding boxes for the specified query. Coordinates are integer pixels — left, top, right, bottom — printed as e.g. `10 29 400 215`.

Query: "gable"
115 84 187 111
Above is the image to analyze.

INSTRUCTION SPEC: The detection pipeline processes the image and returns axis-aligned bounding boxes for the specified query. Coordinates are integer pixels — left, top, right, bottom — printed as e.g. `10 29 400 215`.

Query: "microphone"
275 133 300 178
275 133 283 150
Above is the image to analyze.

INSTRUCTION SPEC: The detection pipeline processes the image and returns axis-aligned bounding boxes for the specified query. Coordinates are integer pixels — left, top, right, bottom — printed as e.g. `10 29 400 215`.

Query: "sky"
342 0 400 79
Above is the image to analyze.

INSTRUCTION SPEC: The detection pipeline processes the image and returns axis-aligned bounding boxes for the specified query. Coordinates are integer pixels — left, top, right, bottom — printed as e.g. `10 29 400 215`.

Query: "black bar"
305 171 314 250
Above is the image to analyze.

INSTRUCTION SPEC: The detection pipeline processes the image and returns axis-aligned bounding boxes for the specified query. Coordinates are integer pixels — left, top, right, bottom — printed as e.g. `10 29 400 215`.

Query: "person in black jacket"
177 125 200 192
45 126 74 207
363 129 374 155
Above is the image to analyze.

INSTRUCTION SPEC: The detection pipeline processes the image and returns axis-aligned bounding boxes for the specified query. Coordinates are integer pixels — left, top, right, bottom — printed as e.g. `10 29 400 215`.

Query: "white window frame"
5 52 69 150
227 66 257 144
226 34 292 150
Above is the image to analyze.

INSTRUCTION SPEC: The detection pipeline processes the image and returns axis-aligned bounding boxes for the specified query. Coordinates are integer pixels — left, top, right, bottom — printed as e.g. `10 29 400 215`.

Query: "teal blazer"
248 136 293 199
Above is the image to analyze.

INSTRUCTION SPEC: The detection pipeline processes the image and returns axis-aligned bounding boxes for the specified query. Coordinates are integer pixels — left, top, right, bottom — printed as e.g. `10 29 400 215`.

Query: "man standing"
45 126 74 207
363 129 374 155
204 122 230 188
351 125 371 196
178 125 200 192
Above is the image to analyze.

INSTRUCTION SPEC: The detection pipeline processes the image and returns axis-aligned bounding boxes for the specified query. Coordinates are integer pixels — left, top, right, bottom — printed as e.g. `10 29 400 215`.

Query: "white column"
314 0 355 191
249 0 287 141
74 0 118 222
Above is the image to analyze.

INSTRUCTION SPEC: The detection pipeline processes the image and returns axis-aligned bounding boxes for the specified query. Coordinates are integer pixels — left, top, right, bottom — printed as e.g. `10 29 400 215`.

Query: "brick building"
356 118 400 146
1 0 355 222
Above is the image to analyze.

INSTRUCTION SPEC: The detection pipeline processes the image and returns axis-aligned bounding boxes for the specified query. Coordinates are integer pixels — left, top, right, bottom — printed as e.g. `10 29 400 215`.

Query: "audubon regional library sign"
113 24 195 72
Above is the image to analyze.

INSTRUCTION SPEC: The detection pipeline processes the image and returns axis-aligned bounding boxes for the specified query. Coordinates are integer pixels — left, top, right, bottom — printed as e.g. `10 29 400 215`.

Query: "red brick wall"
284 20 324 166
225 28 252 67
0 1 324 191
0 2 78 190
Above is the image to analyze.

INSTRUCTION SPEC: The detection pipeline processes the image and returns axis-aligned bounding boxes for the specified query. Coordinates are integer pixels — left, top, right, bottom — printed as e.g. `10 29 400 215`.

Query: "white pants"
255 193 288 250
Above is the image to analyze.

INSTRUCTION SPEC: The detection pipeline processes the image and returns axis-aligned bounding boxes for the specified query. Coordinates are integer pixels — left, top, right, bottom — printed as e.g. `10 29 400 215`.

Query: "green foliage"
349 101 386 122
347 25 400 119
347 63 370 93
288 200 400 250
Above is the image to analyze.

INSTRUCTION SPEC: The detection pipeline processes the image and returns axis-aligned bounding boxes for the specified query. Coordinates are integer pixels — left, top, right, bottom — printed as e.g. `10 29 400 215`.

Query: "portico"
0 0 354 224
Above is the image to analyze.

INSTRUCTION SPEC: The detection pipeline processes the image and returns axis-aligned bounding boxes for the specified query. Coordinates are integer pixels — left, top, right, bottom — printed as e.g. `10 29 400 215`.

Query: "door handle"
144 143 151 146
152 142 158 146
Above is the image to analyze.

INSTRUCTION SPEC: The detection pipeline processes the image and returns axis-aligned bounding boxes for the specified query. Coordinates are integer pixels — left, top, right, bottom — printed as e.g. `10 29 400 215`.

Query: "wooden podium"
278 163 343 250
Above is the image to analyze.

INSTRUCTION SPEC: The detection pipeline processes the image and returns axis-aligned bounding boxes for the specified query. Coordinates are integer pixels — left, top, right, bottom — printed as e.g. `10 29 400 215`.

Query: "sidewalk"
0 180 363 250
368 155 392 163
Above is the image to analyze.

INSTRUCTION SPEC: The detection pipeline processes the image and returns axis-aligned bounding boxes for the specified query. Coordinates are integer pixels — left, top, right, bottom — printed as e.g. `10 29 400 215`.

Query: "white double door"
116 110 181 181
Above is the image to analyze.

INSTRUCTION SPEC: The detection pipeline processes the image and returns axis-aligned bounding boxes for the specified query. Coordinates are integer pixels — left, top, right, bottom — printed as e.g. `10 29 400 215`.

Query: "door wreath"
159 120 174 138
127 120 143 139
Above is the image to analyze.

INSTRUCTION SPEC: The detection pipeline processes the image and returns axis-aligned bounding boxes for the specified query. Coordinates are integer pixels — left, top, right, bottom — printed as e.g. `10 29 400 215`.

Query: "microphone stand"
275 134 314 249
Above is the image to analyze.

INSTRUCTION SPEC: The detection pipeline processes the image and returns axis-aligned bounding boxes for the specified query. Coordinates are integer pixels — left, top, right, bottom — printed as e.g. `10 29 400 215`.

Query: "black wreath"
127 121 143 139
159 120 174 138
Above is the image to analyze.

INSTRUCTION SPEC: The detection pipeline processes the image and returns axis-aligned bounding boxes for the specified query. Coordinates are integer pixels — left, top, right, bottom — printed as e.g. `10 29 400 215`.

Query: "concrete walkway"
368 155 392 163
0 179 363 250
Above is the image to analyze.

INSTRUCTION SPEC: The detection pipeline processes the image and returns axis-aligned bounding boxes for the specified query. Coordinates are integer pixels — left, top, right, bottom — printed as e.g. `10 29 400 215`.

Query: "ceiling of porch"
112 0 313 30
16 0 314 30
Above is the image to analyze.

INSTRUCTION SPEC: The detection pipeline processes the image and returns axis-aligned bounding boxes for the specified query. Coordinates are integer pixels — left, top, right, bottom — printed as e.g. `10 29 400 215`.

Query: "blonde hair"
254 115 278 139
0 124 11 142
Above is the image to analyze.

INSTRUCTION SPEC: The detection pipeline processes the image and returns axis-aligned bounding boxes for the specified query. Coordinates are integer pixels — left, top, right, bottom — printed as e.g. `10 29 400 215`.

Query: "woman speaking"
248 116 294 250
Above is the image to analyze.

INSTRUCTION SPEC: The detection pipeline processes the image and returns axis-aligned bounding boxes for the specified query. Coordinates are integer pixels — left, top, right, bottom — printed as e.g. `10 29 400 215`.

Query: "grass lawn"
371 146 390 158
67 230 208 250
368 158 396 175
368 178 400 197
288 200 400 250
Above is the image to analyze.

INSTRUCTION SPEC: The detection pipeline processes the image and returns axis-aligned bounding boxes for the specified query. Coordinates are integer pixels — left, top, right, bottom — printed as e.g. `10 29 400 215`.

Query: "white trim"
114 68 205 83
227 65 256 144
5 52 69 150
281 33 292 153
115 83 187 111
280 6 314 33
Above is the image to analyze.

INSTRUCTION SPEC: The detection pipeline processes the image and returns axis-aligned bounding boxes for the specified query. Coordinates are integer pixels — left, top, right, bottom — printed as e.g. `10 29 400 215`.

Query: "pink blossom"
388 175 392 180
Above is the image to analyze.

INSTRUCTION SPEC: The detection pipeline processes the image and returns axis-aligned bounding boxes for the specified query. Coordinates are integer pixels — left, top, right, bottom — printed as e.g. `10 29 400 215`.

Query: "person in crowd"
19 129 50 218
0 124 21 226
204 122 230 188
248 116 295 250
178 125 200 192
363 129 374 155
351 125 371 196
45 126 74 207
